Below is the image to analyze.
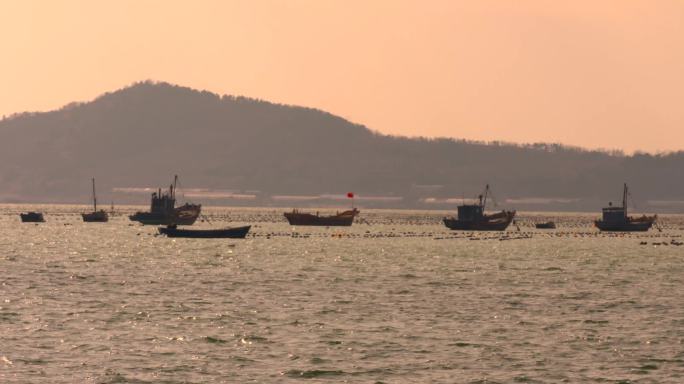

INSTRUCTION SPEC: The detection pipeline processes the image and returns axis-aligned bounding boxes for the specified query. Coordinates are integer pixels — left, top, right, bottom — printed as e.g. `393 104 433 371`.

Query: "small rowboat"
158 225 251 238
20 212 45 222
535 221 556 229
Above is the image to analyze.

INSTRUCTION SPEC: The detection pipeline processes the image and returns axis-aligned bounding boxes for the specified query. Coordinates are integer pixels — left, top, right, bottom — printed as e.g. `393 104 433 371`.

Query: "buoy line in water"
244 229 682 242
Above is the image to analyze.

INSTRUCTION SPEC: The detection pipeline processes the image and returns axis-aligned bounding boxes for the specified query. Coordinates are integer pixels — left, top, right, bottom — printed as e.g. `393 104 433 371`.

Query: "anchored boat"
129 175 201 225
159 225 251 238
20 212 45 223
82 178 109 222
284 208 359 226
443 185 515 231
535 221 556 229
284 192 359 226
594 183 656 232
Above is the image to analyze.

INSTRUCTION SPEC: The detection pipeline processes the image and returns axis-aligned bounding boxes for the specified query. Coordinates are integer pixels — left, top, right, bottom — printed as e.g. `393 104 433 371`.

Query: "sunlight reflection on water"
1 205 684 383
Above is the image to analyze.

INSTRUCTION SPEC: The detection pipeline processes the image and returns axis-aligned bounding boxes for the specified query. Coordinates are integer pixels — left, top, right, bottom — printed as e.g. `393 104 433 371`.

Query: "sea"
1 205 684 383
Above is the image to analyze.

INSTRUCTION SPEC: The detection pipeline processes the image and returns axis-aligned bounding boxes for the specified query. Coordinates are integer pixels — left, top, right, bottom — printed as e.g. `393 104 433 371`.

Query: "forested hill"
1 81 682 211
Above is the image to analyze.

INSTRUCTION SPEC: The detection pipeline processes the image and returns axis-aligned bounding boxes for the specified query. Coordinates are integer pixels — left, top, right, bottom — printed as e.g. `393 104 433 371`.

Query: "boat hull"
594 218 654 232
20 212 45 223
284 209 358 226
159 225 251 238
130 204 201 225
443 210 516 231
82 211 109 222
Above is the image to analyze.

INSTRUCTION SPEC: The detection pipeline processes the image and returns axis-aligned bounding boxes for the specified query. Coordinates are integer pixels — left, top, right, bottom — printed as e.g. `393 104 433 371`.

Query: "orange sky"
1 0 683 153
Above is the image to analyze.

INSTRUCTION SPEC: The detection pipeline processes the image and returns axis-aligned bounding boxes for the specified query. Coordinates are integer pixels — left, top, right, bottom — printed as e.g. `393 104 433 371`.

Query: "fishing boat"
443 185 516 231
594 183 656 232
284 208 359 226
20 212 45 223
284 192 359 226
535 221 556 229
158 225 251 238
82 178 108 222
129 175 201 225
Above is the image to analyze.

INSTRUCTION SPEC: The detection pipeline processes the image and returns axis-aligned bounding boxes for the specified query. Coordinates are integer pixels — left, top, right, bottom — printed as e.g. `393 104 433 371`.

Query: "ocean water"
1 205 684 383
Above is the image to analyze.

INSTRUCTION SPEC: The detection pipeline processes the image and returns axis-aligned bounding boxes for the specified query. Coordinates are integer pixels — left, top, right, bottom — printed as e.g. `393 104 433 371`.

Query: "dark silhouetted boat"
82 178 109 222
443 185 516 231
284 192 359 226
129 175 201 225
594 183 656 232
20 212 45 223
284 208 359 226
535 221 556 229
159 225 251 238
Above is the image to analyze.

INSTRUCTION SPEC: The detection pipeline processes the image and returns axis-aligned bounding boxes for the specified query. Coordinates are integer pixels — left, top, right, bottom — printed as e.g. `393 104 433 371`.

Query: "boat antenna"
481 184 489 209
91 177 97 212
172 175 178 199
174 175 189 202
622 182 633 216
488 185 500 208
625 183 638 211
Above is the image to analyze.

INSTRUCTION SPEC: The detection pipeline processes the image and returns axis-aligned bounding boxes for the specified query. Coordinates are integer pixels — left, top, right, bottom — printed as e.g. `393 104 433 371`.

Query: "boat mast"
91 178 97 212
172 175 178 199
623 183 628 216
481 184 489 209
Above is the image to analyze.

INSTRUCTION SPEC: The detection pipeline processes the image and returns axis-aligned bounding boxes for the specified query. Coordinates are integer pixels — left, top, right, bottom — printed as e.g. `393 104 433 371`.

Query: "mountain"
1 81 683 211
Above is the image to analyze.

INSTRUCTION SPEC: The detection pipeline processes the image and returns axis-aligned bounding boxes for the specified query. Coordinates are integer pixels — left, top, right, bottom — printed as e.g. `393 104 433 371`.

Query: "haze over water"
2 205 684 383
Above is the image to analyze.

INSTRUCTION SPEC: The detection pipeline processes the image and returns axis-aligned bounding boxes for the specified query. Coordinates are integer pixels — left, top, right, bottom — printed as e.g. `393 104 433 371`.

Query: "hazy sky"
2 1 683 153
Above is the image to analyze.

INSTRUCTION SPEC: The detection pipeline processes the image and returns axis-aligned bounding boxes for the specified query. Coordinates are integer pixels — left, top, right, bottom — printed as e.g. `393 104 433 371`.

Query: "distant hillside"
1 81 683 211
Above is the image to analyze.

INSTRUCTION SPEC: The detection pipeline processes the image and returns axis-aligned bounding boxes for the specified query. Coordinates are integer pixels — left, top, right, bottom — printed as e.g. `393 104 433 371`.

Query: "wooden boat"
158 225 251 238
535 221 556 229
20 212 45 223
594 183 656 232
82 178 109 222
443 185 516 231
129 175 201 225
284 208 359 226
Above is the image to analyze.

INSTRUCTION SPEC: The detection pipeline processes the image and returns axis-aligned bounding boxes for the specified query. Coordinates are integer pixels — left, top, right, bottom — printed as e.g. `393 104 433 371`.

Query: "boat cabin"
457 204 484 222
601 203 627 224
150 187 176 214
